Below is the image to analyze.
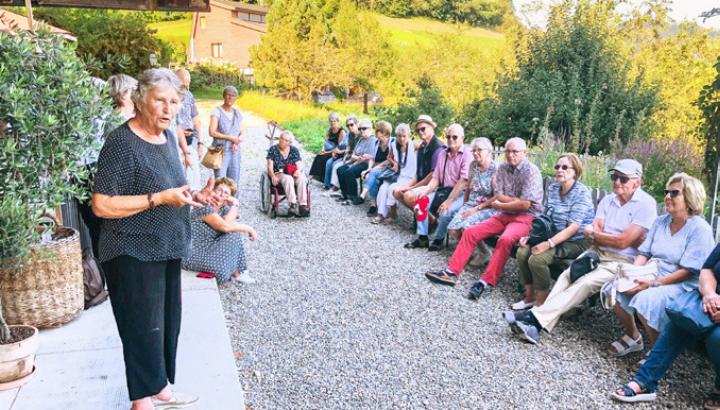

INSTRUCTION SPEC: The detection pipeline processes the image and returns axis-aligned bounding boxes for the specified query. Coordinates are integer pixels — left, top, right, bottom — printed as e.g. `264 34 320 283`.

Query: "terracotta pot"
0 325 39 389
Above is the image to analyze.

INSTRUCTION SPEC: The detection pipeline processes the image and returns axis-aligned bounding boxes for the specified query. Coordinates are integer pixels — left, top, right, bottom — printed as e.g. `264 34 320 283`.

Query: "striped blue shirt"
545 181 595 241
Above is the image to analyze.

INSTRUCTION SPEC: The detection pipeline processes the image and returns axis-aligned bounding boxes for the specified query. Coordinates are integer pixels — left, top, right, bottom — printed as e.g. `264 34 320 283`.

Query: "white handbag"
600 261 658 309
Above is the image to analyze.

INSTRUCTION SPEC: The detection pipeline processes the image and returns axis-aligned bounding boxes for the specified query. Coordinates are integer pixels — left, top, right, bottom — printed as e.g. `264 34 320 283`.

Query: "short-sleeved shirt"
594 188 657 258
545 181 595 241
432 145 472 188
494 159 544 216
701 244 720 290
353 135 378 159
177 90 199 130
266 144 302 173
638 214 714 290
93 122 190 263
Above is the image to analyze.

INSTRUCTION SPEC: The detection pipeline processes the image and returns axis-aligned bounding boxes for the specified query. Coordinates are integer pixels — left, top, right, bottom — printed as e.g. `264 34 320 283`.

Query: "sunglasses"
358 127 369 131
610 174 636 184
446 135 460 141
346 123 356 127
554 164 574 171
416 126 427 133
664 189 681 198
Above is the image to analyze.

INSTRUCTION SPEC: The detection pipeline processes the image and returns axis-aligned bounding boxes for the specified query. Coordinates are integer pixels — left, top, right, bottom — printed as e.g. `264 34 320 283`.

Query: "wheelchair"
258 121 311 218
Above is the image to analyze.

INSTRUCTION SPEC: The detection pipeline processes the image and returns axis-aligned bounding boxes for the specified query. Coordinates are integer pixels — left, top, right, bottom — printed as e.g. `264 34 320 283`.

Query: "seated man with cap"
504 159 658 345
393 115 445 237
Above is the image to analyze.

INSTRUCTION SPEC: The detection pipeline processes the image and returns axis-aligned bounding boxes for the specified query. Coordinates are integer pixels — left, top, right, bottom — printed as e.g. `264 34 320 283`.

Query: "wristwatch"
547 238 556 248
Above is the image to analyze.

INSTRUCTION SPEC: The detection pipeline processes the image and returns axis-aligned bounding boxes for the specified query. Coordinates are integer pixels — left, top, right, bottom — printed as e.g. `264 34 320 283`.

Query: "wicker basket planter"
0 325 38 390
0 225 84 328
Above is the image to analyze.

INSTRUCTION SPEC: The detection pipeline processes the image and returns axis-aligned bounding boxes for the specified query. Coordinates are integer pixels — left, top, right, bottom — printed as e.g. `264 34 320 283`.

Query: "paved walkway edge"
0 270 245 410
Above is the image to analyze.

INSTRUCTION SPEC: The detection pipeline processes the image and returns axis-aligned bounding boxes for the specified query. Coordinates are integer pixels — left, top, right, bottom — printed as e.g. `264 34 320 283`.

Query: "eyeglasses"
505 149 524 155
472 148 486 153
358 127 369 131
554 164 574 171
416 126 427 133
664 189 681 198
446 135 460 141
610 174 636 184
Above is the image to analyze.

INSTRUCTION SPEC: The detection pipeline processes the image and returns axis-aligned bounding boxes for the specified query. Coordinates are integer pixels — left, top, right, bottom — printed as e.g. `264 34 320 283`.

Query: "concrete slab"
1 270 243 410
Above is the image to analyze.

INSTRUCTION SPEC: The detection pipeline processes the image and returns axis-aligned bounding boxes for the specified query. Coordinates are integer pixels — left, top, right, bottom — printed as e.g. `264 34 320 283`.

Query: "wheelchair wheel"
259 173 273 214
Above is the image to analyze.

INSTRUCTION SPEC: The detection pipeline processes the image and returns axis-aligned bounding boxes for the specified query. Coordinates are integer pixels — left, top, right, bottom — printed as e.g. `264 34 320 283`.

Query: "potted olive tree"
0 27 111 387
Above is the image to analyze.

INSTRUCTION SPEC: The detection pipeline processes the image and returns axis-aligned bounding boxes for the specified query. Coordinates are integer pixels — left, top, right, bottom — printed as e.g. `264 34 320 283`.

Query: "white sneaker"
235 272 256 284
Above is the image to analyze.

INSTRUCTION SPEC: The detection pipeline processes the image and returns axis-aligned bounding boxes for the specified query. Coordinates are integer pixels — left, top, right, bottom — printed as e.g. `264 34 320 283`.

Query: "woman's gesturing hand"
159 185 201 208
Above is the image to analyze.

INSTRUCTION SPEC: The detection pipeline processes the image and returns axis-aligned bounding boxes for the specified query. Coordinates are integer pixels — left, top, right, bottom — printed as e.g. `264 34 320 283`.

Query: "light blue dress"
616 214 715 331
211 106 243 194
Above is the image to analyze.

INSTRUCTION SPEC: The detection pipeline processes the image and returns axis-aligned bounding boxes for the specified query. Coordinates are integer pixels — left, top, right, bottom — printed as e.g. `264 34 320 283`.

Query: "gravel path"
203 106 715 409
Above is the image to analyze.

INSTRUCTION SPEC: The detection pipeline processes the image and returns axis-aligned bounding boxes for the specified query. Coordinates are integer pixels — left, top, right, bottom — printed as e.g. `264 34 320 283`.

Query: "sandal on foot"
152 392 199 409
611 382 656 403
371 216 385 224
608 334 644 357
383 217 394 225
704 389 720 410
404 238 428 249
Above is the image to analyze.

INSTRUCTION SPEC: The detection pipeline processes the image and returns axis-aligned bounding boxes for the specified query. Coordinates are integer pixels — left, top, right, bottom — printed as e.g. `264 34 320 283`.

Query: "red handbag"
284 164 298 175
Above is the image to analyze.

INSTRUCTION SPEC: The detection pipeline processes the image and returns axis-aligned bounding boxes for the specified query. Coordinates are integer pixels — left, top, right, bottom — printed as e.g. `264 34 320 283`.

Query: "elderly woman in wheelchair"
265 130 309 217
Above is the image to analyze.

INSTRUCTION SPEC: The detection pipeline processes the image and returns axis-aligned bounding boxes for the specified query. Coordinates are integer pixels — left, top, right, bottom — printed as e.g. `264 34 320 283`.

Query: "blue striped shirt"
545 181 595 241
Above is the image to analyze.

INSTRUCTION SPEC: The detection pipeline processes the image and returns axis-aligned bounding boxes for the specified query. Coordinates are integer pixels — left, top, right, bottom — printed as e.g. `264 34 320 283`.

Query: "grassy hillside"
149 18 192 46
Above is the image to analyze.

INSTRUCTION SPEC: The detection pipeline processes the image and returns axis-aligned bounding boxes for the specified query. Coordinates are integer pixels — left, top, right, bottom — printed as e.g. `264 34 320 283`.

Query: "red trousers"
447 212 534 286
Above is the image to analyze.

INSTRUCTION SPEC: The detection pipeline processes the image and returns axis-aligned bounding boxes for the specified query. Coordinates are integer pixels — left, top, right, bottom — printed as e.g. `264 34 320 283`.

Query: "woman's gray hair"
279 130 295 142
328 112 340 122
505 137 527 150
131 68 184 110
223 85 239 97
107 74 138 106
395 123 411 136
470 137 493 152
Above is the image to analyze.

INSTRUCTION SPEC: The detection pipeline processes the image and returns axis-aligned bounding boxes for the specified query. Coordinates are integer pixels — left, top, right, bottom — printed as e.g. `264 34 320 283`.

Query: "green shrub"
0 28 112 261
189 61 253 92
284 119 327 152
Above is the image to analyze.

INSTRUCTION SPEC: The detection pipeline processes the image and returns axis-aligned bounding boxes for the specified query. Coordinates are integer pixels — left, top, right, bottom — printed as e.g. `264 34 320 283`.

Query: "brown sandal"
704 389 720 410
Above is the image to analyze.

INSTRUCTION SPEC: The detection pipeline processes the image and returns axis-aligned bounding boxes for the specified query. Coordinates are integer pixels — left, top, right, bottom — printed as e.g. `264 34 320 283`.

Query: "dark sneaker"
424 270 457 286
404 238 429 249
514 319 541 344
351 196 365 205
467 281 488 300
503 310 517 327
366 206 378 217
299 205 310 217
287 205 299 217
335 195 348 202
428 239 444 251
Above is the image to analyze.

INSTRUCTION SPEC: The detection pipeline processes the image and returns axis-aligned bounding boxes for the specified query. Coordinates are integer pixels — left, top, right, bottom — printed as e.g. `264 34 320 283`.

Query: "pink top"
432 145 472 187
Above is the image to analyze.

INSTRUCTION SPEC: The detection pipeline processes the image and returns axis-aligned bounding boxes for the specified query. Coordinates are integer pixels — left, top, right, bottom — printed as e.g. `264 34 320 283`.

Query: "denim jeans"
337 162 368 199
635 321 720 392
324 156 341 189
416 193 464 238
365 167 385 200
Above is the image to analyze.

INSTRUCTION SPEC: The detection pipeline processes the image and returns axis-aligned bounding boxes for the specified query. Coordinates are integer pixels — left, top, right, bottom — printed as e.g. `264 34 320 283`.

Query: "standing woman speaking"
92 68 214 410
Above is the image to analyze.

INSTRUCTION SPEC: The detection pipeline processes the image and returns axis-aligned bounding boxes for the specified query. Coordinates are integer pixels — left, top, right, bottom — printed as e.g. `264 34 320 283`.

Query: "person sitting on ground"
404 123 472 251
359 120 393 214
504 159 658 344
326 115 359 196
266 131 309 217
607 172 714 363
512 153 595 310
610 254 720 408
107 73 137 121
373 123 417 225
393 114 444 213
310 112 346 185
425 137 543 300
336 118 378 205
182 177 257 283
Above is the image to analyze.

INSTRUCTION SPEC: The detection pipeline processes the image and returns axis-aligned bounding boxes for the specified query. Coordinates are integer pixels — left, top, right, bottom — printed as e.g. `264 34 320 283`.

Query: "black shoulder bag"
429 149 453 216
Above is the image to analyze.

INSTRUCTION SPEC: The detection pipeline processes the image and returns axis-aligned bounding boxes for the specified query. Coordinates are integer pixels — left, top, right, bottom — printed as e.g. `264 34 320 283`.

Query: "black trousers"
77 198 101 258
103 255 182 401
309 152 333 181
337 162 368 199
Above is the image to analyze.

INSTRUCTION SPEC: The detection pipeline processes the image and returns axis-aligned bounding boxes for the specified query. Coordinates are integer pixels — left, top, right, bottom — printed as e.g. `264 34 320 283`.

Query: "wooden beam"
2 0 210 12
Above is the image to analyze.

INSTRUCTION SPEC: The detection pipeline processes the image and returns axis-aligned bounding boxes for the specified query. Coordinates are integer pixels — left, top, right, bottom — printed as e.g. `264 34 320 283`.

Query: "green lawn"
149 18 192 46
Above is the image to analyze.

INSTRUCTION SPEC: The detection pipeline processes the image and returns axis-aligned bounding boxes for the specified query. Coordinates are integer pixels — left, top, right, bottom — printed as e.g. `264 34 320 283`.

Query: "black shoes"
427 239 444 251
467 281 488 300
366 206 378 217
